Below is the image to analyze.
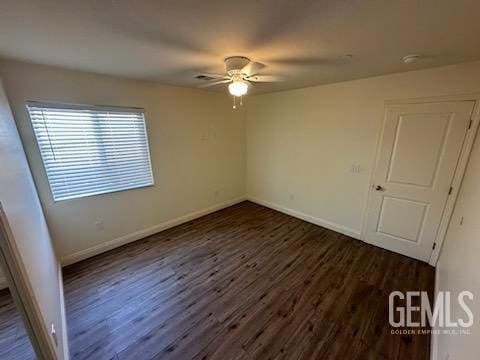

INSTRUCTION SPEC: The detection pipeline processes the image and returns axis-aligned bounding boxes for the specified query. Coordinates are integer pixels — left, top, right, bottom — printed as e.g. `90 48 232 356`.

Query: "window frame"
26 101 155 202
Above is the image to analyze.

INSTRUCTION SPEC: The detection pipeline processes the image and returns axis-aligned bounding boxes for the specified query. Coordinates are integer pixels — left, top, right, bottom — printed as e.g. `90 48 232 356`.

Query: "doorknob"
375 185 386 191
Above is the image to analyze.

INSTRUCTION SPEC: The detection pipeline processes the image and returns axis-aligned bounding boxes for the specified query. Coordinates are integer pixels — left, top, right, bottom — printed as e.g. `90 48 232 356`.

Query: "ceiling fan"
196 56 282 107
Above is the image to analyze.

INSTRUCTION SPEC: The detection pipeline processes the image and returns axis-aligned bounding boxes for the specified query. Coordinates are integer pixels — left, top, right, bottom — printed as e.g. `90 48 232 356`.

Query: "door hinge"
448 186 453 195
468 119 473 130
432 242 437 250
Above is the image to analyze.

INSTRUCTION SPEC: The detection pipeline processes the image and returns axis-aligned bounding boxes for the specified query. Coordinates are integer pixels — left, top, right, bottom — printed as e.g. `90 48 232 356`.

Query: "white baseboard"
247 195 362 240
60 196 246 266
0 277 8 290
60 194 361 267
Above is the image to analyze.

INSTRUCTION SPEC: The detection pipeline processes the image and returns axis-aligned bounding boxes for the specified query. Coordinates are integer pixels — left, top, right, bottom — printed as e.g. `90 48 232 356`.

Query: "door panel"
386 113 450 187
377 196 428 243
366 101 474 261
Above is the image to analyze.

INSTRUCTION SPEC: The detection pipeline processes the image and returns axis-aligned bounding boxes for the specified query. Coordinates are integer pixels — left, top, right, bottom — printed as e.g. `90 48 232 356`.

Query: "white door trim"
0 203 58 359
360 94 480 266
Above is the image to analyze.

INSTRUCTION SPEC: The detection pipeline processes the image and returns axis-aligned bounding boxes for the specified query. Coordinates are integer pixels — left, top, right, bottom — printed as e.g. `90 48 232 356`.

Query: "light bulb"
228 81 248 97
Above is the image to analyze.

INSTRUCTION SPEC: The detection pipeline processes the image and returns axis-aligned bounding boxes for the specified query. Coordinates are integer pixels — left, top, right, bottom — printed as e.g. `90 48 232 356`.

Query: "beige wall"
0 60 245 262
433 130 480 360
246 61 480 238
0 79 67 358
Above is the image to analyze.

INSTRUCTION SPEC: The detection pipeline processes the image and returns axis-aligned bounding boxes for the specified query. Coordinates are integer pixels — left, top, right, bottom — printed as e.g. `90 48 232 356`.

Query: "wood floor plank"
0 289 35 360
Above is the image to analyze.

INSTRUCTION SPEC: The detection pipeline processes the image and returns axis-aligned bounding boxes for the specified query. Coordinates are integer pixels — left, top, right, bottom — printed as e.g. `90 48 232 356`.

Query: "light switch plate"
350 164 361 173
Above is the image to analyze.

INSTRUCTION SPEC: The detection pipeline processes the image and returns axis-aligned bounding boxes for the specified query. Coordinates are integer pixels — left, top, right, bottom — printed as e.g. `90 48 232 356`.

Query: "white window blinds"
27 101 154 201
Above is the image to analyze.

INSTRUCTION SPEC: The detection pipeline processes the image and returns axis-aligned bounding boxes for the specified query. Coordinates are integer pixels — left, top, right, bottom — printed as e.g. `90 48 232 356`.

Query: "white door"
365 101 474 262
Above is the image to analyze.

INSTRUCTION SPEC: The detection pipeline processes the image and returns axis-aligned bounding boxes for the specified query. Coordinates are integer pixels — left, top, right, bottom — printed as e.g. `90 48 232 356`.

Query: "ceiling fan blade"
242 61 266 76
246 75 283 82
269 55 356 66
197 73 229 79
199 79 231 88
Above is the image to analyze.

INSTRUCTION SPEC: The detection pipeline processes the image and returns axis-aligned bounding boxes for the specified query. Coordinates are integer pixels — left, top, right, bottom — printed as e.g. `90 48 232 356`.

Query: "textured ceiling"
1 0 480 94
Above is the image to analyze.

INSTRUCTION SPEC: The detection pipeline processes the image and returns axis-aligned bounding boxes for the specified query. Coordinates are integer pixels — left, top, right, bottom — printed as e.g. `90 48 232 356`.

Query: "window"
27 101 154 201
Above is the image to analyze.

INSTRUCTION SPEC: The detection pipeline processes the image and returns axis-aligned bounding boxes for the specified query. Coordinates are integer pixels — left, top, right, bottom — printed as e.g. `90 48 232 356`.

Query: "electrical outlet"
95 220 104 231
51 322 58 346
214 189 220 197
289 194 295 201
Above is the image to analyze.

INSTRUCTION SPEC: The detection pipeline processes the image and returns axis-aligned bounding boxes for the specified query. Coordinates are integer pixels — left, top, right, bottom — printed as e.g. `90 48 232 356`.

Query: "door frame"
0 203 59 359
360 94 480 266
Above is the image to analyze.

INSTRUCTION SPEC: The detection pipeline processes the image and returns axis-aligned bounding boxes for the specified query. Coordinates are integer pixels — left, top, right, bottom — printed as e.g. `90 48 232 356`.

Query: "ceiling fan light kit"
196 56 282 109
228 79 248 97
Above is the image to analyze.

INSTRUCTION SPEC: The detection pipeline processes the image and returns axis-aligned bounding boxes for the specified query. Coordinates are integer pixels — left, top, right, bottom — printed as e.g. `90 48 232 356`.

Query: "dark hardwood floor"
62 201 435 360
0 201 435 359
0 288 35 360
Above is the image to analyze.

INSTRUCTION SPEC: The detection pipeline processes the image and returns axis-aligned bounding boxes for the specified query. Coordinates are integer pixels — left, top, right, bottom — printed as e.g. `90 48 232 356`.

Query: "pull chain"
232 95 246 109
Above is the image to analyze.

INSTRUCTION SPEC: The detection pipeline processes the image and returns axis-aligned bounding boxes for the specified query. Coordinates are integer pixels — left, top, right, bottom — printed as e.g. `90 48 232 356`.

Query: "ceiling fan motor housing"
225 56 250 76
